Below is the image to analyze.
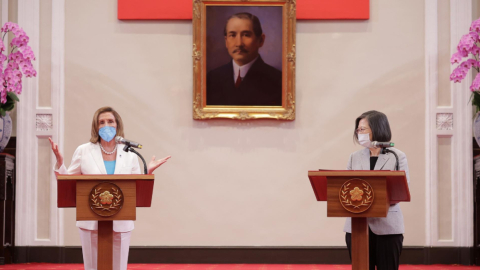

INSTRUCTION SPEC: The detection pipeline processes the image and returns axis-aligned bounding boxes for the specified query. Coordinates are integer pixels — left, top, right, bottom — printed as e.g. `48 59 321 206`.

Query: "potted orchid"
451 18 480 111
0 22 36 114
0 22 36 152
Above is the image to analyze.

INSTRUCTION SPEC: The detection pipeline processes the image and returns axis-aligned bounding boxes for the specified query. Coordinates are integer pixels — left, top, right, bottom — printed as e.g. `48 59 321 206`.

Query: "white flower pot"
0 112 12 153
474 111 480 147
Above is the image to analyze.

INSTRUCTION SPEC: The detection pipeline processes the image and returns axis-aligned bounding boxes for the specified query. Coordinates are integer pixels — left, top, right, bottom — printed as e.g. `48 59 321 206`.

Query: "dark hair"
90 106 125 143
353 110 392 143
223 12 263 38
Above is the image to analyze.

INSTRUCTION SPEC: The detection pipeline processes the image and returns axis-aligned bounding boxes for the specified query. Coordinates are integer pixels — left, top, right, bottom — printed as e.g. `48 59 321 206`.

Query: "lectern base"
98 221 113 270
351 217 368 270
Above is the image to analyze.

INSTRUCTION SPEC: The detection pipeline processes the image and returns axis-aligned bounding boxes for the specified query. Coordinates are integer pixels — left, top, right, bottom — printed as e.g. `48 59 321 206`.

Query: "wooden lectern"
56 174 155 270
308 170 410 270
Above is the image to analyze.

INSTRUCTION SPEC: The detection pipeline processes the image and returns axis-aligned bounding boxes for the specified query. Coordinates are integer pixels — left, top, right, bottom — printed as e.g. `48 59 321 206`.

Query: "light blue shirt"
104 160 116 175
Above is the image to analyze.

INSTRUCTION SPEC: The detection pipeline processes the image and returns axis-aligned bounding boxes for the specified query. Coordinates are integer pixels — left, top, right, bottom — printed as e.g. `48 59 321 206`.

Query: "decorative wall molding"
15 0 65 246
450 0 474 248
16 0 39 247
51 0 66 247
425 0 473 247
13 246 474 265
436 113 453 130
35 114 53 131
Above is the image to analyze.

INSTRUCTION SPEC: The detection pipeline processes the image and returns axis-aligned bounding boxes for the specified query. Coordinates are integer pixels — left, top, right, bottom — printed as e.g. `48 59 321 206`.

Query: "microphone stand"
381 148 399 171
123 145 148 174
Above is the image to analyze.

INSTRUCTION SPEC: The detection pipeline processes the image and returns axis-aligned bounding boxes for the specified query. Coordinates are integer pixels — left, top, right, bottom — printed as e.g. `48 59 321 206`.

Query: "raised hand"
147 155 171 174
48 137 64 167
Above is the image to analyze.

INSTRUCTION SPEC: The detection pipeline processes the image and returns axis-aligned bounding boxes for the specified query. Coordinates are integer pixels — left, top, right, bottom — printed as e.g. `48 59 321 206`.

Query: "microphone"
115 136 143 149
372 141 394 148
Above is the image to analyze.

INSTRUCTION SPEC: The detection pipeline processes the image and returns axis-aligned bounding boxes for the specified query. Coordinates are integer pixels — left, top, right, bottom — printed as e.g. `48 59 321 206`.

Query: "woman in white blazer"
344 110 410 270
49 106 171 270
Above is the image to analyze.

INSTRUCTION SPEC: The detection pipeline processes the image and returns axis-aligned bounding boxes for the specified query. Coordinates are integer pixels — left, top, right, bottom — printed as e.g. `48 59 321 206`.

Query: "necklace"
99 143 117 155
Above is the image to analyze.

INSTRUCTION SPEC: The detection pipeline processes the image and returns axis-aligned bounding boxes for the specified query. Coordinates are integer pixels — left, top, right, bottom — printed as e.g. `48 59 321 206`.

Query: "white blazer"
55 142 141 232
343 147 410 235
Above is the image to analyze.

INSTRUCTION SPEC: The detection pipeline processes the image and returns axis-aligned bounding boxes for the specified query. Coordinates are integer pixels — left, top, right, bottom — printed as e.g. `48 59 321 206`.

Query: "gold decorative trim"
193 94 219 119
233 112 254 120
193 0 202 19
287 44 296 69
279 93 295 120
193 44 202 69
288 0 297 19
192 0 296 120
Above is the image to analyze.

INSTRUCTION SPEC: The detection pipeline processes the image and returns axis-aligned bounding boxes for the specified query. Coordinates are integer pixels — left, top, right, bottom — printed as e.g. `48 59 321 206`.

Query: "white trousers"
79 228 132 270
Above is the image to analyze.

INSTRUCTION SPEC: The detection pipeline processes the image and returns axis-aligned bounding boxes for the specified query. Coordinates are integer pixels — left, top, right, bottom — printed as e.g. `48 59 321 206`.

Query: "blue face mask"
98 126 116 142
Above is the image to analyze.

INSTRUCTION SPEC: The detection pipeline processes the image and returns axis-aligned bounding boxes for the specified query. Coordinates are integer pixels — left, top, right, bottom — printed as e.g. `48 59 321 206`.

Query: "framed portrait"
192 0 296 120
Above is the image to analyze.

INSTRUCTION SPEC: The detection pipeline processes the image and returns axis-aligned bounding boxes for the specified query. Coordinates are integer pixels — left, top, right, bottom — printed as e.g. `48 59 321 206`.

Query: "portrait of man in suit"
206 12 282 106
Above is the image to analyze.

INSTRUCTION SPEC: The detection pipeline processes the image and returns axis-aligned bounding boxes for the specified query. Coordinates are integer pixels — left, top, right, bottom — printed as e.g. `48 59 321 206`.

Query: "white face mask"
358 133 372 148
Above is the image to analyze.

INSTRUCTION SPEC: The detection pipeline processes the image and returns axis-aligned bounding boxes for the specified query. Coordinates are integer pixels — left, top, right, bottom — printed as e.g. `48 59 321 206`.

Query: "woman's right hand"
48 137 64 167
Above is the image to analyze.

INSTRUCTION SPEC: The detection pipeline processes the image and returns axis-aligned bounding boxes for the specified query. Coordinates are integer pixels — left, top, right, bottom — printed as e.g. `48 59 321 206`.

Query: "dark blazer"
206 56 282 106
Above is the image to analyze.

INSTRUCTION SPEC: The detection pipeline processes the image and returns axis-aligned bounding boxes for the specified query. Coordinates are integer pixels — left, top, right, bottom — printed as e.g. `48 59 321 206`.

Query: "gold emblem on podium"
89 182 124 217
339 179 374 213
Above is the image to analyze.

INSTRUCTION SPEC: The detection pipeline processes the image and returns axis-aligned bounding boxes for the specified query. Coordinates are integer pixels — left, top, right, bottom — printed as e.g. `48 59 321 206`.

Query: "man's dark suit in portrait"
207 12 282 106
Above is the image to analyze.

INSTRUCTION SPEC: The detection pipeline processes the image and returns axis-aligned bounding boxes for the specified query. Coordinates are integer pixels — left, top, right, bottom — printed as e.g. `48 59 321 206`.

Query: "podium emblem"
339 179 374 213
89 182 124 217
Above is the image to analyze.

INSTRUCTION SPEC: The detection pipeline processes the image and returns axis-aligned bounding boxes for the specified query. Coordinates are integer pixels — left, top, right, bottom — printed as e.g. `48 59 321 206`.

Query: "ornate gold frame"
192 0 296 120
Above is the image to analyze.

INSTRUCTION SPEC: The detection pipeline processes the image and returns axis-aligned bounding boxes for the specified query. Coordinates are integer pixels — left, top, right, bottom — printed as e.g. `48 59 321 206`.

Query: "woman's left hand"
147 155 171 174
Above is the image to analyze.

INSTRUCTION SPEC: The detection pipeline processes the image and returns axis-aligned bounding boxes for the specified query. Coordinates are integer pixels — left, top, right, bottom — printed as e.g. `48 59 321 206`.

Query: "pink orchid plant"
0 22 36 116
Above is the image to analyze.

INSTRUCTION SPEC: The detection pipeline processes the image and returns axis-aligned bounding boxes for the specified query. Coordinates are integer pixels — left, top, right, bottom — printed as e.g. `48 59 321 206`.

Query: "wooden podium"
308 170 410 270
56 174 155 270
